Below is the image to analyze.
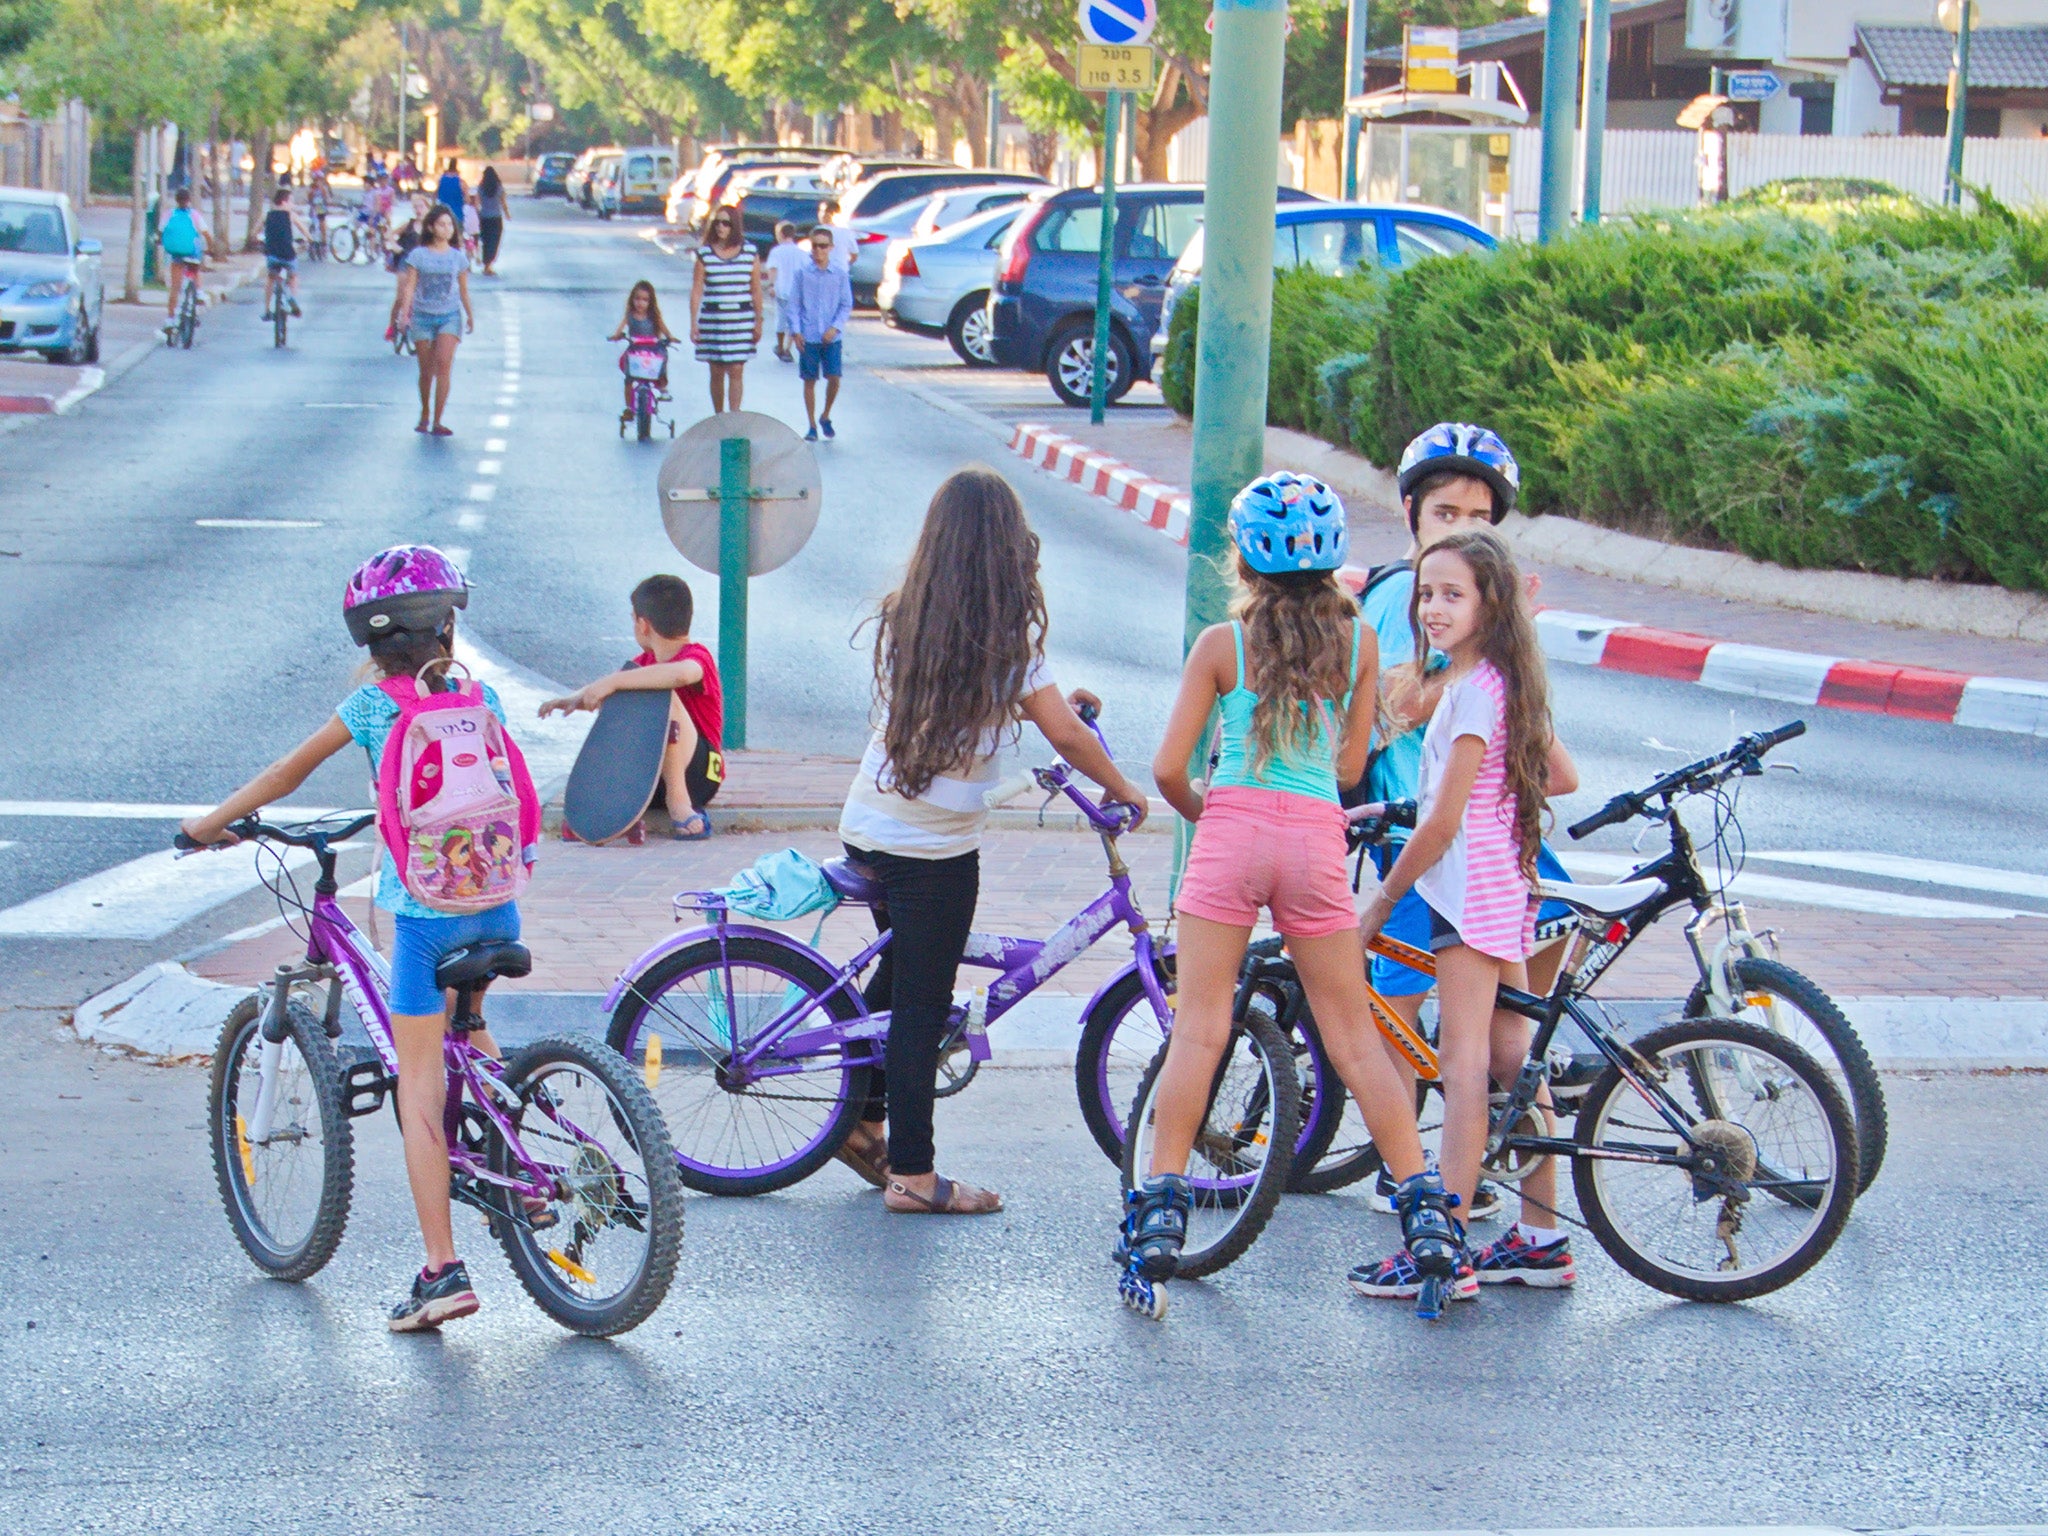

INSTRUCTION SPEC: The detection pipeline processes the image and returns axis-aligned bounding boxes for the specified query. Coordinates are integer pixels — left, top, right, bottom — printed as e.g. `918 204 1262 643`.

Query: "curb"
1007 423 2048 739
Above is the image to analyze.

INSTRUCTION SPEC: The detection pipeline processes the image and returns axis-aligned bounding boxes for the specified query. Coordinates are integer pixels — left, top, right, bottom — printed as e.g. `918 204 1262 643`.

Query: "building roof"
1857 25 2048 92
1364 0 1676 64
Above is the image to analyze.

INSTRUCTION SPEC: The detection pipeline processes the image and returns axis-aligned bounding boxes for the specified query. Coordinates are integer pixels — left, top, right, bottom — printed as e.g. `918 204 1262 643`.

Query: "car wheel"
1046 317 1132 408
83 315 100 364
947 292 997 367
55 308 89 366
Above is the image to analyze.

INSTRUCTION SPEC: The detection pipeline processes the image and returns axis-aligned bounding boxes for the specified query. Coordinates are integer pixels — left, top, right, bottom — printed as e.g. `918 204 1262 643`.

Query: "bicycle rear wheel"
273 305 288 348
1685 957 1887 1193
491 1036 684 1336
1121 1012 1299 1280
607 936 873 1195
1572 1018 1857 1301
1074 954 1174 1165
328 224 359 263
209 995 353 1281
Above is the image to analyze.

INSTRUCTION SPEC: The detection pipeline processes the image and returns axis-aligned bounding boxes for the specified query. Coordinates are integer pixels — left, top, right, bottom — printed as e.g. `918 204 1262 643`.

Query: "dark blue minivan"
987 183 1320 408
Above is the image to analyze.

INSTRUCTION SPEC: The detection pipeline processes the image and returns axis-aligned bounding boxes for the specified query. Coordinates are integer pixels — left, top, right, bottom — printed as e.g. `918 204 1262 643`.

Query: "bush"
1162 199 2048 591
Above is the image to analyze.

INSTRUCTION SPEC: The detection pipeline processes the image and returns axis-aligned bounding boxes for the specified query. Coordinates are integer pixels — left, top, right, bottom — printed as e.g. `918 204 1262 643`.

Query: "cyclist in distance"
159 188 205 339
260 188 306 322
179 547 529 1332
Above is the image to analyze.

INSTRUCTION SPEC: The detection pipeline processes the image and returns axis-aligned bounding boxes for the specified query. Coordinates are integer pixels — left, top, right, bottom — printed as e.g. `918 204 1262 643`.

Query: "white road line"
495 395 516 407
476 459 502 474
0 801 338 820
443 545 472 568
502 372 521 383
466 483 496 502
1749 850 2048 902
484 437 507 452
490 413 511 428
195 518 323 529
302 402 383 410
457 509 487 530
0 842 322 940
452 633 589 789
1558 851 2035 920
0 841 15 852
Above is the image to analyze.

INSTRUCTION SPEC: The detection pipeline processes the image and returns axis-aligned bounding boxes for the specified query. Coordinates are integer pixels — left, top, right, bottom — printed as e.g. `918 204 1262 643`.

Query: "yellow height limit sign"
1078 42 1154 92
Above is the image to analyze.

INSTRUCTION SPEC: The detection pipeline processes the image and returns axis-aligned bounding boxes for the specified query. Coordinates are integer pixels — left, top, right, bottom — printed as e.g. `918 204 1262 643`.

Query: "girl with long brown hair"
838 468 1149 1214
689 204 761 412
1127 473 1440 1321
1353 528 1580 1302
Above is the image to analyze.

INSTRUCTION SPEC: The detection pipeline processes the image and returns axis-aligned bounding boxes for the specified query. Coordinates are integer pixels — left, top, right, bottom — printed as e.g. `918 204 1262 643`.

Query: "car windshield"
0 201 68 255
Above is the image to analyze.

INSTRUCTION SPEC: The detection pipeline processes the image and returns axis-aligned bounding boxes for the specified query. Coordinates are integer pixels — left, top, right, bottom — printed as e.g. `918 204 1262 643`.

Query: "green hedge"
1158 198 2048 592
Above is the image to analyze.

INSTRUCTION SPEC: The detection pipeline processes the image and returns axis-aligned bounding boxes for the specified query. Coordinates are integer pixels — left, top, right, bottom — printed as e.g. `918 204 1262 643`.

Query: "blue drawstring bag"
721 848 841 923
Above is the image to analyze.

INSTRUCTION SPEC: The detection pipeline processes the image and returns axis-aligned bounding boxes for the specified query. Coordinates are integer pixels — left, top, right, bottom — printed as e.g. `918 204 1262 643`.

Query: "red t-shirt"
634 643 722 751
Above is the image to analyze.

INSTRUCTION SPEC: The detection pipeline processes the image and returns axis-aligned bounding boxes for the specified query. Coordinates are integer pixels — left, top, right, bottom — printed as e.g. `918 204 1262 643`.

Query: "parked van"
600 146 678 217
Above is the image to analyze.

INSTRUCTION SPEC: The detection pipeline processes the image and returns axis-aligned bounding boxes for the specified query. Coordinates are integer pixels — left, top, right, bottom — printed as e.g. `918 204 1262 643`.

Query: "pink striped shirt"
1412 660 1536 961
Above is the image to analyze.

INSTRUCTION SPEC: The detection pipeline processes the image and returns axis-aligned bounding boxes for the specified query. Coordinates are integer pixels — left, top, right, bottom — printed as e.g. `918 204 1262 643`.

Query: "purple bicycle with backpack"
602 710 1298 1268
179 812 684 1336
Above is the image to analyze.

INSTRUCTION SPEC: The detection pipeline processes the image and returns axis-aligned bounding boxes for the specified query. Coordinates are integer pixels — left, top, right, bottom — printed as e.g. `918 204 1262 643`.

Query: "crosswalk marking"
0 841 324 941
1558 850 2036 920
1749 849 2048 901
195 518 323 529
0 801 337 820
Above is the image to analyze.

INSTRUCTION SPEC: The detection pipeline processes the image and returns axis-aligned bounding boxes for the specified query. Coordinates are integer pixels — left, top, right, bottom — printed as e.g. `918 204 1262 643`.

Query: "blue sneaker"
388 1260 479 1332
820 416 835 439
804 424 819 442
1471 1227 1576 1288
1346 1247 1478 1303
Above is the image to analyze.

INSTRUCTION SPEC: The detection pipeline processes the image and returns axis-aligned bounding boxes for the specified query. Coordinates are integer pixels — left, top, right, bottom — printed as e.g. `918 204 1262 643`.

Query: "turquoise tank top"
1210 619 1363 805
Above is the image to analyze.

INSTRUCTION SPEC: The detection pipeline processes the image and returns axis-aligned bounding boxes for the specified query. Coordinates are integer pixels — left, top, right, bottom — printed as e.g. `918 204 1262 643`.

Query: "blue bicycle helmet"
1228 472 1348 575
1396 422 1520 521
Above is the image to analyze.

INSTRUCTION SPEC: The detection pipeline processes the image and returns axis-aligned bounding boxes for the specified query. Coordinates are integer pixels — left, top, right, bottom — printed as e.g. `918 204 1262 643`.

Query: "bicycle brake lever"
1768 760 1800 774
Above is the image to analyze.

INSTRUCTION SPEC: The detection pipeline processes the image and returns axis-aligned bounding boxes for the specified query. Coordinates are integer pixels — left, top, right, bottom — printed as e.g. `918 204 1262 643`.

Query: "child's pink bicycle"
178 813 685 1336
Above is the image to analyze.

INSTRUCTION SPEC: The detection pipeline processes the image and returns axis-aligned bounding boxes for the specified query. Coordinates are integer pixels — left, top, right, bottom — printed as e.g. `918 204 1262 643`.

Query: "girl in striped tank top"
689 205 762 412
1353 530 1580 1301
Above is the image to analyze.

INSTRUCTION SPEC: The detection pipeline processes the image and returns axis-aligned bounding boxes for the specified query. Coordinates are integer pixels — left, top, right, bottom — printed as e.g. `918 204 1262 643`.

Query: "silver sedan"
875 202 1024 366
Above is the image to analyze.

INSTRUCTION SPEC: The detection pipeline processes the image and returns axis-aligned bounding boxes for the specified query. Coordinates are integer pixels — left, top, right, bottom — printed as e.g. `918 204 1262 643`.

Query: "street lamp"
1938 0 1979 209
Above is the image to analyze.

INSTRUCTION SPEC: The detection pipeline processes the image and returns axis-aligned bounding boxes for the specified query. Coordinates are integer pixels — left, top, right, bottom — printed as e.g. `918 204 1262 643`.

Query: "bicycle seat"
1531 877 1662 918
434 940 533 992
820 857 883 905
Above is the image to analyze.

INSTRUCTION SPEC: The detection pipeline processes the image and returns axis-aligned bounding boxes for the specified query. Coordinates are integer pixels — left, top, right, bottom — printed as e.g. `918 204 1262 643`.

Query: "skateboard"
562 687 672 844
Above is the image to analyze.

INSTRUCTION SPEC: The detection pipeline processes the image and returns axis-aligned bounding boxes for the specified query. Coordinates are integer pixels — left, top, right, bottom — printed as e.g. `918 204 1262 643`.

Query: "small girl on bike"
838 467 1150 1215
180 546 523 1333
1123 474 1449 1320
610 280 676 421
1352 529 1578 1302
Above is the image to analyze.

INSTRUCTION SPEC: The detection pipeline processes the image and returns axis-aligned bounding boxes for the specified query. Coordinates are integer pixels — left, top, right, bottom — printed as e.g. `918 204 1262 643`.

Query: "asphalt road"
1 1025 2043 1533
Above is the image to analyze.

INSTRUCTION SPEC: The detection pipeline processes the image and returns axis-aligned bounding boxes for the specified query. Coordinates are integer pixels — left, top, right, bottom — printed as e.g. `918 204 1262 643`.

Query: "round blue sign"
1080 0 1155 46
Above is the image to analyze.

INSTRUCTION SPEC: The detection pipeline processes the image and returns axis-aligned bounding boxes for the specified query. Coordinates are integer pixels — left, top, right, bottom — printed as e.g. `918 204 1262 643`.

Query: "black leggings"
479 216 503 266
846 843 979 1178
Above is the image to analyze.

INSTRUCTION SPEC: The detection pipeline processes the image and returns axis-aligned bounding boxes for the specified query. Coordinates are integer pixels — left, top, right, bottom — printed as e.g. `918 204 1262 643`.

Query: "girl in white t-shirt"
1354 530 1579 1301
837 468 1149 1214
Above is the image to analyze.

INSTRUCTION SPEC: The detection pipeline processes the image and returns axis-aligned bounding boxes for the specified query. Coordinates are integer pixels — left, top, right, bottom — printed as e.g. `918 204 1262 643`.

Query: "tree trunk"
209 103 229 257
1027 130 1059 179
124 125 147 303
1136 98 1201 182
243 127 271 252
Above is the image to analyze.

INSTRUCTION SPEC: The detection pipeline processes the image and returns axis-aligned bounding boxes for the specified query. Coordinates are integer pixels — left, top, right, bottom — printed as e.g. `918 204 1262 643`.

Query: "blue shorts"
387 904 522 1016
266 257 296 275
799 338 842 380
1370 841 1575 995
409 310 464 344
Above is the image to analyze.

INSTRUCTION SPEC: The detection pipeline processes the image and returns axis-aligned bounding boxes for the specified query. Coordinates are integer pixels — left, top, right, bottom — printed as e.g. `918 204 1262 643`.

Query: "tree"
490 0 748 143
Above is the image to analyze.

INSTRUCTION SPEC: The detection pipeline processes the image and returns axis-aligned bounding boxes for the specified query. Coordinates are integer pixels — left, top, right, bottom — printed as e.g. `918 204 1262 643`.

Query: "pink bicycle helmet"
342 544 469 646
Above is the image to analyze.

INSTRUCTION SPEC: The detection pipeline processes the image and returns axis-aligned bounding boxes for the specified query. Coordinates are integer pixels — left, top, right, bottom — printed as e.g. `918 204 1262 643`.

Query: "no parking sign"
1080 0 1156 46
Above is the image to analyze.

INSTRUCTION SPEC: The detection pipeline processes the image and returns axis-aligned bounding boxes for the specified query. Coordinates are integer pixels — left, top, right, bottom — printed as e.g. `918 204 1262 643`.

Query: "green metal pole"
717 434 751 749
1536 0 1582 243
1089 90 1121 426
1945 4 1973 209
1340 0 1367 201
1580 0 1610 224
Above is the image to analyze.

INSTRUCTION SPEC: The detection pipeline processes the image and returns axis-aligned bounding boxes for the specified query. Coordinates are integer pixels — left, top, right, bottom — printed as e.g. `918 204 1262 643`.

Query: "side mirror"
75 237 103 256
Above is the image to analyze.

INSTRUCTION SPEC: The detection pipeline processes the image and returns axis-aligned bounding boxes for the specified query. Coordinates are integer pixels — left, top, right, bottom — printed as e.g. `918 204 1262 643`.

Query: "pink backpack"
374 675 541 914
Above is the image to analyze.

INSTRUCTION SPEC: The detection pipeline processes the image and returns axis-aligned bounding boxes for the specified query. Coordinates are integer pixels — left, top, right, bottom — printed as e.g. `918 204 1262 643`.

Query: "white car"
910 184 1038 238
877 201 1025 365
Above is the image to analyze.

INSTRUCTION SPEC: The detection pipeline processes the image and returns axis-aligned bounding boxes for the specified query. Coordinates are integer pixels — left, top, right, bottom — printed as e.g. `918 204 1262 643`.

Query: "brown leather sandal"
884 1175 1003 1215
833 1124 890 1189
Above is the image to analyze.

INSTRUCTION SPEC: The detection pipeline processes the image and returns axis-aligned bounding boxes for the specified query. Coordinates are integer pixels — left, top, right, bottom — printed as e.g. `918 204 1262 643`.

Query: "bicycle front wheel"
1572 1018 1858 1301
209 995 354 1281
1686 957 1887 1193
328 224 359 262
607 936 873 1195
491 1036 684 1336
1122 1012 1299 1280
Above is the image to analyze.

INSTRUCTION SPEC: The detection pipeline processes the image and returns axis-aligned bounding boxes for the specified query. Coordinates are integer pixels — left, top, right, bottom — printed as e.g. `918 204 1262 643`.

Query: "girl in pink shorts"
1119 473 1443 1319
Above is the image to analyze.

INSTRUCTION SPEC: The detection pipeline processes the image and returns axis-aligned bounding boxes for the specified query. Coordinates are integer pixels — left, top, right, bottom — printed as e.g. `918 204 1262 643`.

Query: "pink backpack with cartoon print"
374 675 541 914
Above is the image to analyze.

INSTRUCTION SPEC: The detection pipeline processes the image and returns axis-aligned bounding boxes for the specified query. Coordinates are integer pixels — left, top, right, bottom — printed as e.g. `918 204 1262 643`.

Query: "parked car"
817 154 949 195
878 201 1031 365
987 182 1318 407
839 193 942 307
836 167 1043 225
530 152 576 198
1153 202 1496 363
729 164 832 248
565 147 617 208
598 145 678 217
910 183 1039 238
671 143 835 230
0 189 103 365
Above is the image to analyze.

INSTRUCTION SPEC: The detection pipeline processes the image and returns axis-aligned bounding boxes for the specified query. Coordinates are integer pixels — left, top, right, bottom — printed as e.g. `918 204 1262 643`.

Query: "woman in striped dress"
689 206 763 413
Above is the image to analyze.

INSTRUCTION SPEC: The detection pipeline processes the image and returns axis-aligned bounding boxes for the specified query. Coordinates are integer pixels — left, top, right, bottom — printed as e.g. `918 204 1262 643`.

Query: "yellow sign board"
1403 24 1459 94
1078 43 1155 93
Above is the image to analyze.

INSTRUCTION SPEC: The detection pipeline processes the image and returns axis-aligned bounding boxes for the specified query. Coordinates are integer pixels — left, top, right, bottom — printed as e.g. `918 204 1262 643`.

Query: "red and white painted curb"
1008 421 2048 739
0 365 104 416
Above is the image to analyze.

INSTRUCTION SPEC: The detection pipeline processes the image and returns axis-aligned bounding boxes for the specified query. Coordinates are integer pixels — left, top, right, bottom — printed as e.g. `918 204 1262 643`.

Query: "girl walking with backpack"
181 546 541 1332
838 468 1151 1215
1121 473 1449 1321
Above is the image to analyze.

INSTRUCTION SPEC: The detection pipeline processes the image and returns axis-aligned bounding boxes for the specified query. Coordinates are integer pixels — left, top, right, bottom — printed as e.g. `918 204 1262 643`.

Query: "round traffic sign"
1080 0 1155 46
657 410 822 577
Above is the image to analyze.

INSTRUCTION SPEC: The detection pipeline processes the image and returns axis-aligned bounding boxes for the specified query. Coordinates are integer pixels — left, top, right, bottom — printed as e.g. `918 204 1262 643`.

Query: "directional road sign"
1725 70 1782 102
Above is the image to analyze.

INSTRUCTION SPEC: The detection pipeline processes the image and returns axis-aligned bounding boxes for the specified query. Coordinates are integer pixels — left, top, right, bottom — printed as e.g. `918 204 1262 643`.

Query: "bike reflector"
1603 919 1629 944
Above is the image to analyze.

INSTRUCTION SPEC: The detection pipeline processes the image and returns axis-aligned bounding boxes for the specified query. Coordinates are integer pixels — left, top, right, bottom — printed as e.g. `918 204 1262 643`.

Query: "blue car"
1153 203 1495 366
0 189 103 366
988 182 1321 408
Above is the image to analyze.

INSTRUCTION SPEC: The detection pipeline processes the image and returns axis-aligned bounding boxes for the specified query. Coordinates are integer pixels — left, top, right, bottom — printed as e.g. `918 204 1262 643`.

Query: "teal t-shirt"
337 680 508 917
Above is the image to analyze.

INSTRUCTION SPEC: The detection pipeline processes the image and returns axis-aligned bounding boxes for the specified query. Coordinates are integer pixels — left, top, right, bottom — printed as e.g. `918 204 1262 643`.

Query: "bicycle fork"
246 961 339 1142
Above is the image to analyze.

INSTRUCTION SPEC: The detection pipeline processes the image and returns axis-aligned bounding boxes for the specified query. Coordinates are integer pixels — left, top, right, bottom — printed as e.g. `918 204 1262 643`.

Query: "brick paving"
189 751 2048 1001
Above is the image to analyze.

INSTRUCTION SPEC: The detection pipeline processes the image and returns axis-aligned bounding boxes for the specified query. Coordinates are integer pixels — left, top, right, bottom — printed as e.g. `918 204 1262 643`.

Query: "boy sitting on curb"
541 574 724 842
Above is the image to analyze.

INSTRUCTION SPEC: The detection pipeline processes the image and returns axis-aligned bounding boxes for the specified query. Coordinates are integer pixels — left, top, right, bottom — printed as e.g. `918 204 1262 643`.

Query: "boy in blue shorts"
787 224 852 441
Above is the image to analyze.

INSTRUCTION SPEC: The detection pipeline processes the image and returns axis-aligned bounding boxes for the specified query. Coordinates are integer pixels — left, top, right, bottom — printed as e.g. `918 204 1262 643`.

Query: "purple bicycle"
183 814 685 1336
602 714 1299 1268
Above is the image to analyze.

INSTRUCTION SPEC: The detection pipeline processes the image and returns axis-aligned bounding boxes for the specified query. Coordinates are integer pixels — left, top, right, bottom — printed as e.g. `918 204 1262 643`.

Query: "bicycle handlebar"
174 812 376 855
1566 720 1805 840
1344 799 1417 849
